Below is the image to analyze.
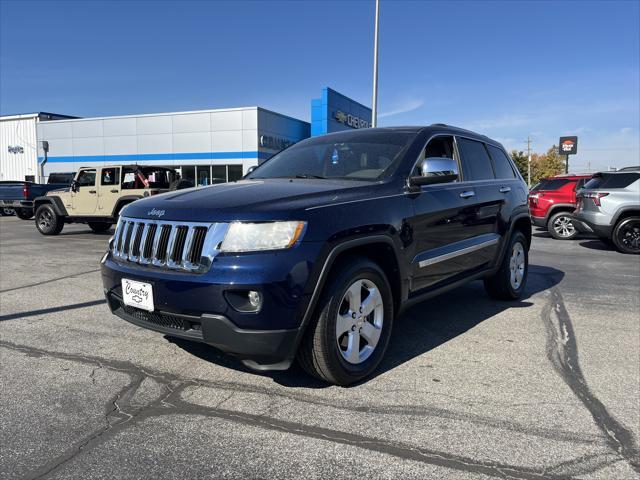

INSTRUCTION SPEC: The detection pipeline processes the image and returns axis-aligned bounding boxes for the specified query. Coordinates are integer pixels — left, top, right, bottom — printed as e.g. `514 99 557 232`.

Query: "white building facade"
36 107 310 186
0 112 73 182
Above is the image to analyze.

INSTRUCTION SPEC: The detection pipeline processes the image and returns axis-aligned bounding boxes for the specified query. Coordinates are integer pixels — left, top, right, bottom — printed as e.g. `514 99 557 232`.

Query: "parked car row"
528 168 640 254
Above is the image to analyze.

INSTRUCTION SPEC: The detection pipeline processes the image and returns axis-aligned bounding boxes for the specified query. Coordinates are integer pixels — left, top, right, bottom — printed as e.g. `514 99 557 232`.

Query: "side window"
100 167 119 186
76 169 96 187
456 138 495 181
487 145 516 179
413 135 458 179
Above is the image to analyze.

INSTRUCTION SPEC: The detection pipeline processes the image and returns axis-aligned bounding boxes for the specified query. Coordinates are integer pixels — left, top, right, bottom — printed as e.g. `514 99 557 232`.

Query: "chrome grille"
112 217 228 272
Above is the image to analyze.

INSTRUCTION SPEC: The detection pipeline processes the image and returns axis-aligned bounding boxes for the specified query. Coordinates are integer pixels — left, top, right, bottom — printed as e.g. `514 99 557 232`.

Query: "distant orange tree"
510 146 565 186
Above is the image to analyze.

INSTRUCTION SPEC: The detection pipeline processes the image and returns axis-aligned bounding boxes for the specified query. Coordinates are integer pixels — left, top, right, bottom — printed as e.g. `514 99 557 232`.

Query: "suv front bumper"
101 241 324 370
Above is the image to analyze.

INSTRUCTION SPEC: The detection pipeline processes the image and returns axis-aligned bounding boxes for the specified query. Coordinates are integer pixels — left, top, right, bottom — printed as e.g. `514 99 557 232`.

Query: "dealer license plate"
121 278 154 312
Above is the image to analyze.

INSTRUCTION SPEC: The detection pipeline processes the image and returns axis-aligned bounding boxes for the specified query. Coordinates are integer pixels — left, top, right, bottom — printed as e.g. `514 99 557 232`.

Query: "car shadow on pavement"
169 264 564 388
578 239 615 252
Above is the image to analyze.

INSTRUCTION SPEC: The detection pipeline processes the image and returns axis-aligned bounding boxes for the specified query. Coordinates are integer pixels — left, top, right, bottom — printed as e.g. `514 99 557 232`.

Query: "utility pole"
371 0 380 128
526 136 532 187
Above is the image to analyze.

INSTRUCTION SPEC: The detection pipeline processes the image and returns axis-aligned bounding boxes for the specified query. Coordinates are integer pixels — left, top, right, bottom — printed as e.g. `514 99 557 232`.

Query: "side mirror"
70 180 79 192
410 157 459 186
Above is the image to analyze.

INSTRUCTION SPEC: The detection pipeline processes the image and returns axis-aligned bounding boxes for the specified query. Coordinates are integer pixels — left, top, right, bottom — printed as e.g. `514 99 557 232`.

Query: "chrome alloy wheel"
38 209 53 229
336 279 384 365
553 215 576 238
509 241 526 290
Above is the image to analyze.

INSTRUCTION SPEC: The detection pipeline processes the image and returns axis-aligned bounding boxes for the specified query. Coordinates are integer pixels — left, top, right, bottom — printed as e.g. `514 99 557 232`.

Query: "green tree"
530 146 565 185
510 150 528 180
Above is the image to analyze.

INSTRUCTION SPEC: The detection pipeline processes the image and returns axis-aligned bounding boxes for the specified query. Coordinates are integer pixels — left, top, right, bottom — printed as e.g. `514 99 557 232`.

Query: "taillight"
22 183 29 199
583 192 609 206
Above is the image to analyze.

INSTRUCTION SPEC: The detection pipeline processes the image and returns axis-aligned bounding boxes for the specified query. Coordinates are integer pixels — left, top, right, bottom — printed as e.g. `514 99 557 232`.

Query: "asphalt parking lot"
0 216 638 479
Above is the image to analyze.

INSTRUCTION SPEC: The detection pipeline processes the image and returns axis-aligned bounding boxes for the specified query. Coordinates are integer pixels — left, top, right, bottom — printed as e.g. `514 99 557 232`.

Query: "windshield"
247 131 415 181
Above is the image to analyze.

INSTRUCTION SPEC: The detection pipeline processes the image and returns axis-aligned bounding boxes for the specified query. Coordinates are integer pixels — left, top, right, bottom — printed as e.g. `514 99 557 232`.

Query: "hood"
121 178 381 222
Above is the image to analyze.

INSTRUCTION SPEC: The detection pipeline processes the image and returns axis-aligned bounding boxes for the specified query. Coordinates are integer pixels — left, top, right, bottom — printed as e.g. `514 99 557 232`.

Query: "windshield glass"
247 131 415 181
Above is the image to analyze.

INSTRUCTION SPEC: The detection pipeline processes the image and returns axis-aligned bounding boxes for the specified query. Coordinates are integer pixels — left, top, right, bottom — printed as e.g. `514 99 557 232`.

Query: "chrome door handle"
110 189 118 193
88 190 97 194
499 186 511 193
459 190 475 199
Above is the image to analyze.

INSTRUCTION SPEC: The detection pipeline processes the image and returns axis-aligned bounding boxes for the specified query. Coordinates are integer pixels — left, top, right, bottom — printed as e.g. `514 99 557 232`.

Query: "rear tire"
35 205 64 235
88 222 111 233
612 217 640 254
547 211 578 240
15 208 34 220
484 231 528 300
1 207 14 216
297 258 394 386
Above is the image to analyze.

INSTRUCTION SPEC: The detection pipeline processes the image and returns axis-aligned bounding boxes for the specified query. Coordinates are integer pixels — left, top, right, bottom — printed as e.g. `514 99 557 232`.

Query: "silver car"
574 169 640 254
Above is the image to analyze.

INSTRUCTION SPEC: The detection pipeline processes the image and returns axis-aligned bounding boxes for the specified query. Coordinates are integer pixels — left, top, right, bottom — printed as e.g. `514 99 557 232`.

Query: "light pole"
371 0 380 128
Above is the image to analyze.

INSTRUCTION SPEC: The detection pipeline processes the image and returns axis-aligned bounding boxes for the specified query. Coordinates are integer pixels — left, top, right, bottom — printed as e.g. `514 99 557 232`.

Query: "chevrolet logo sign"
333 110 370 129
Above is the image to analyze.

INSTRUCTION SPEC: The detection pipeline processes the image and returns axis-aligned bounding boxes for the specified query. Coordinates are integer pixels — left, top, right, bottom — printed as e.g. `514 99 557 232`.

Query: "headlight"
220 221 306 252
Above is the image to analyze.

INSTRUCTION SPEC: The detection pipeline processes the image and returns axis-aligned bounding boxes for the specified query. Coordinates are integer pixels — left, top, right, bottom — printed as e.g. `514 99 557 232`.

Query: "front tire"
88 222 111 233
35 205 64 235
1 207 14 216
547 211 578 240
484 231 528 300
297 258 394 386
612 217 640 254
15 208 34 220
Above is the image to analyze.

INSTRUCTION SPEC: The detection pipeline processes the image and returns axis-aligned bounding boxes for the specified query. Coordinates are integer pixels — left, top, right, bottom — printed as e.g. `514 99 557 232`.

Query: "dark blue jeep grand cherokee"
102 125 531 385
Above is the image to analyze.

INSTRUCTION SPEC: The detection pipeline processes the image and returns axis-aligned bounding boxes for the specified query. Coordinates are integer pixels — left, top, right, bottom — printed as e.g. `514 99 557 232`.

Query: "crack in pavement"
541 286 640 474
0 340 620 480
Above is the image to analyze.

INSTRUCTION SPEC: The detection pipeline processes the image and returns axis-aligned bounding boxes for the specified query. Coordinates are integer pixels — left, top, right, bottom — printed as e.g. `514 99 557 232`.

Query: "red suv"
529 174 592 239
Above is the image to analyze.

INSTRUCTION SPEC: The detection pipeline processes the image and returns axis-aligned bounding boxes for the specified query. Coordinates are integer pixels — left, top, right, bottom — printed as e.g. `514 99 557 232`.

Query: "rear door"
97 167 121 215
451 137 503 266
71 169 98 215
409 135 490 292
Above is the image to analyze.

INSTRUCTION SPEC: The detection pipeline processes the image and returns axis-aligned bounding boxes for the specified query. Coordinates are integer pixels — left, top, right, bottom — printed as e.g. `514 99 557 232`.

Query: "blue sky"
1 0 638 170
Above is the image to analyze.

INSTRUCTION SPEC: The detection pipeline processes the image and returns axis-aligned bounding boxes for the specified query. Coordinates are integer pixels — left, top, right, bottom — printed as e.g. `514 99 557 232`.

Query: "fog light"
224 290 263 313
248 291 262 308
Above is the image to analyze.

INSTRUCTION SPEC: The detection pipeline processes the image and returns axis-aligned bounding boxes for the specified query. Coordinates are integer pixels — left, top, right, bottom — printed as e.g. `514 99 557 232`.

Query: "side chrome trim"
417 235 500 268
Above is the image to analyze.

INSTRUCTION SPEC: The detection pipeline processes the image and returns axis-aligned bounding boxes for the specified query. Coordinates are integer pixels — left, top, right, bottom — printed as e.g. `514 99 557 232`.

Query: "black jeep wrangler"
101 125 531 385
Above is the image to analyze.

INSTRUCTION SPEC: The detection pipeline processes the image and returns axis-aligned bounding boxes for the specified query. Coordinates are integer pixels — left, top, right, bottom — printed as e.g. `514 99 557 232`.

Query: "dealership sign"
558 136 578 155
8 145 24 154
260 135 294 151
334 110 370 129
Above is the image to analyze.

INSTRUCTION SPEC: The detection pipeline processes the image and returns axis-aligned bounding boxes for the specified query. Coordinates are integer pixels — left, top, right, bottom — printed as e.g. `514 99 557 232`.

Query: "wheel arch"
546 204 576 221
34 196 67 217
291 235 406 361
612 207 640 226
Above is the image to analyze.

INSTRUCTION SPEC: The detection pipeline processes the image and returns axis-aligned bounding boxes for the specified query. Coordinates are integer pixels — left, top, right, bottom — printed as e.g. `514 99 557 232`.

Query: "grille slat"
141 224 157 262
111 217 223 273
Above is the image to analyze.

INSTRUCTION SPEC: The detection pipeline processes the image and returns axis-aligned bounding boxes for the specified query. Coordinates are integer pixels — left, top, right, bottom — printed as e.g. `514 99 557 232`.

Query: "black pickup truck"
101 125 531 385
0 173 74 219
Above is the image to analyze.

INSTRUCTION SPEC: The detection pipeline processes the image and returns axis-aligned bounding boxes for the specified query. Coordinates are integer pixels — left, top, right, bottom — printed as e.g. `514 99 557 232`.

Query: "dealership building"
0 87 372 185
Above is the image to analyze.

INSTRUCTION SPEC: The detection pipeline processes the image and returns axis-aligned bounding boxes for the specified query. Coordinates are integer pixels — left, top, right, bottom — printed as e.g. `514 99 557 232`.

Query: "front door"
409 135 492 293
71 169 98 215
97 167 121 216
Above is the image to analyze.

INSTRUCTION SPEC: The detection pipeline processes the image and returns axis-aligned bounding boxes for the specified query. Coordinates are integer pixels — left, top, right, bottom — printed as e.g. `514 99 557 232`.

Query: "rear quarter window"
487 145 516 179
584 173 640 189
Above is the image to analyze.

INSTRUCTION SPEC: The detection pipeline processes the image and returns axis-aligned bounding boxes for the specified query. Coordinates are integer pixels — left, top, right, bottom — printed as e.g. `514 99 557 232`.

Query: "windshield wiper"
292 174 326 179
